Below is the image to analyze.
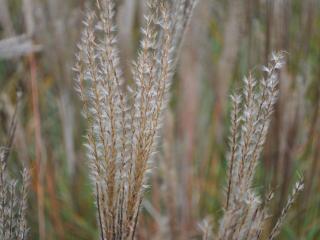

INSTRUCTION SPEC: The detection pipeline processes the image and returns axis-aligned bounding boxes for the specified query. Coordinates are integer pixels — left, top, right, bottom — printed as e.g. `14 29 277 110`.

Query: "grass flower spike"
74 0 197 238
218 52 303 240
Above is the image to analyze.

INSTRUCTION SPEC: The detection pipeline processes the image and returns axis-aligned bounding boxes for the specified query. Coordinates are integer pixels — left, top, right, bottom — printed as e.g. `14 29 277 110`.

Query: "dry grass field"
0 0 319 239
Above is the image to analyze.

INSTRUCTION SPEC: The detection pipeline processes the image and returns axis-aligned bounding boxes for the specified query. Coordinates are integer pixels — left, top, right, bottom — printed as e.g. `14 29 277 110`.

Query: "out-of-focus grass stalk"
28 53 46 240
213 0 245 142
0 0 14 36
23 0 46 238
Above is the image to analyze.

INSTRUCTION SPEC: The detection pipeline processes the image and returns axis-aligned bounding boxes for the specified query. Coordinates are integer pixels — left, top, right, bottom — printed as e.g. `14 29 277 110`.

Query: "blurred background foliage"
0 0 319 239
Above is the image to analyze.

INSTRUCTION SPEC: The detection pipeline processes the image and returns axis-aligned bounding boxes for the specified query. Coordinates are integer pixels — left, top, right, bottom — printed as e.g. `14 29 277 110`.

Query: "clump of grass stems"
74 1 303 239
74 0 197 239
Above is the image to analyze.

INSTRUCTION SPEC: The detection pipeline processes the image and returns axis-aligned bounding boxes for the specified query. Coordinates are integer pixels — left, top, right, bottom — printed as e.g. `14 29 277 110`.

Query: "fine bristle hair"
74 0 197 238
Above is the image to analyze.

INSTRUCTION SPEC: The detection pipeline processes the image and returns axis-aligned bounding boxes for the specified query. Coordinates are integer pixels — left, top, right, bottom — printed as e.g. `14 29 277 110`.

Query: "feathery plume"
218 52 303 240
75 0 197 238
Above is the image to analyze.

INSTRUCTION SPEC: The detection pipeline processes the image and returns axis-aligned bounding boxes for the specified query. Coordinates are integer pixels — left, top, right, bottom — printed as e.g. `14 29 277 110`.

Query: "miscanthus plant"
74 0 196 239
217 52 303 240
0 115 29 240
